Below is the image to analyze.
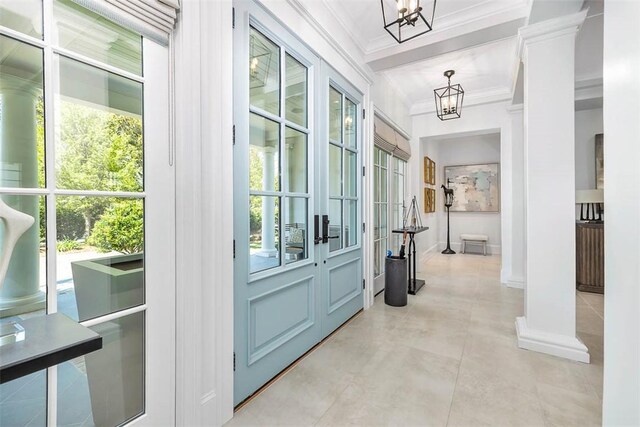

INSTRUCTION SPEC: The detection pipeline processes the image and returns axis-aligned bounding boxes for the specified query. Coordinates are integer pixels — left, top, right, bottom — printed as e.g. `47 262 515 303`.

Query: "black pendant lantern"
434 70 464 121
380 0 437 44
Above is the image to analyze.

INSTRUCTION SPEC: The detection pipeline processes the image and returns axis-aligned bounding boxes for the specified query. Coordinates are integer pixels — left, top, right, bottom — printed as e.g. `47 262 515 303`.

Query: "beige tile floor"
227 253 604 426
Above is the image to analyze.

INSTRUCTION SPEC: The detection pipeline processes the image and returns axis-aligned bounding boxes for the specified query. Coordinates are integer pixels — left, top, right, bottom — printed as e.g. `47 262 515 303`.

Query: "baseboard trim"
506 277 525 289
438 241 502 255
515 316 590 363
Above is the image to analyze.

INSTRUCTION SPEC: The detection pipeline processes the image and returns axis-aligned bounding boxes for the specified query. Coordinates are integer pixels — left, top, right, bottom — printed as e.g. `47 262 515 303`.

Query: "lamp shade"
576 189 604 204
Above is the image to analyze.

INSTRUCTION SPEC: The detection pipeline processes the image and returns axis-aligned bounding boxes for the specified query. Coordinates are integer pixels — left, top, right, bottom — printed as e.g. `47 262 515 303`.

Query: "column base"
515 316 590 363
0 291 46 318
505 276 525 289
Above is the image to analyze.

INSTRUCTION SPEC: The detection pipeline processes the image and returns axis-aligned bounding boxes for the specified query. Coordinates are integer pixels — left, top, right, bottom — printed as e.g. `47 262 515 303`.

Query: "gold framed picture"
429 188 436 212
424 187 436 213
429 159 436 185
423 156 431 184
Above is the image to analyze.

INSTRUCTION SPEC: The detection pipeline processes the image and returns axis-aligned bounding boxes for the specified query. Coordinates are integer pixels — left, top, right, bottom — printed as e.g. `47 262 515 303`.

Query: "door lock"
322 215 339 243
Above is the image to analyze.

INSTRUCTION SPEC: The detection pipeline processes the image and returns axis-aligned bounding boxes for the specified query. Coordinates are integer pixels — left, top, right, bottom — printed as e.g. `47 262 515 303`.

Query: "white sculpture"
0 199 35 289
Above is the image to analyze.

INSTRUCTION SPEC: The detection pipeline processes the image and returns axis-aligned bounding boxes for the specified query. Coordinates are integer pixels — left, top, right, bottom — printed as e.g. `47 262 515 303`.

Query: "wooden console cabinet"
576 222 604 293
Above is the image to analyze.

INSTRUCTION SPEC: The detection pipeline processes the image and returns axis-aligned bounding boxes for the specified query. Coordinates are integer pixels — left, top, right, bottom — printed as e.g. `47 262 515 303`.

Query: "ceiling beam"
365 4 529 72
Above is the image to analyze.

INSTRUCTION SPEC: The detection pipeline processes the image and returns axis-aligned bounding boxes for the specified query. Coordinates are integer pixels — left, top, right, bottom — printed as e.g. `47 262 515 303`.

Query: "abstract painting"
444 163 500 212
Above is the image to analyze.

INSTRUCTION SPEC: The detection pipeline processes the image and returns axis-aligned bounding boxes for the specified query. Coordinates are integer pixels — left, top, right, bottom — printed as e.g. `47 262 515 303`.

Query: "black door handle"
314 215 321 244
322 215 329 243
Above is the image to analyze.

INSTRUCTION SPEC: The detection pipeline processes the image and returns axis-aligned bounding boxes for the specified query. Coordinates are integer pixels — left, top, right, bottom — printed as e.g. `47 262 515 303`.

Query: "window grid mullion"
41 0 59 423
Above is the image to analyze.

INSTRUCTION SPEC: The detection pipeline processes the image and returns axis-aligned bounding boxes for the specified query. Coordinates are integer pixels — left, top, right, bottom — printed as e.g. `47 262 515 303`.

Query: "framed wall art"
443 163 500 212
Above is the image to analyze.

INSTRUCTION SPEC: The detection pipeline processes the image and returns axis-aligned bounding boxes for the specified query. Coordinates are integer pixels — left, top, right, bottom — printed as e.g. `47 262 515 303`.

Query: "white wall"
575 107 603 190
427 134 502 254
602 0 640 423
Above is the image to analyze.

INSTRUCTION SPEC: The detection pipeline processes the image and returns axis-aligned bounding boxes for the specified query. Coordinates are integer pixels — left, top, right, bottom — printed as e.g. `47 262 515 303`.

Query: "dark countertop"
391 226 429 235
1 313 102 384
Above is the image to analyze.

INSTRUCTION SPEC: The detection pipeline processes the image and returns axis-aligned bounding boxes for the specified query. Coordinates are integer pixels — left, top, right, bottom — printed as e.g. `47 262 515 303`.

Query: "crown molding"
506 103 524 113
285 0 374 85
410 86 512 116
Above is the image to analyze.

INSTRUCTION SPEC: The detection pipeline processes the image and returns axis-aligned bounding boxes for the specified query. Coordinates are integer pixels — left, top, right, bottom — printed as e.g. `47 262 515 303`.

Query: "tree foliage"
37 99 144 254
88 200 143 254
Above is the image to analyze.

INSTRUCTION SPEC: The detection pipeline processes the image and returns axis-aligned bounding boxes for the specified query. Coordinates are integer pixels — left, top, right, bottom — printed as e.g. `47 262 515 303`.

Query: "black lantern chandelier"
434 70 464 121
380 0 437 44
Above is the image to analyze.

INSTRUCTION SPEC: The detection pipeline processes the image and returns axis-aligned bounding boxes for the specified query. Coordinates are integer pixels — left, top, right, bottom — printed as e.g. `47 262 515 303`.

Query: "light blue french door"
233 0 363 406
318 68 364 336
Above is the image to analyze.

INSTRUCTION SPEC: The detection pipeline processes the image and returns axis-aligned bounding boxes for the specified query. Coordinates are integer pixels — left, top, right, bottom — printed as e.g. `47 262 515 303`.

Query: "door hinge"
233 352 236 371
362 166 365 177
362 222 365 234
232 125 236 145
362 109 366 120
362 279 366 290
232 7 235 29
233 239 236 259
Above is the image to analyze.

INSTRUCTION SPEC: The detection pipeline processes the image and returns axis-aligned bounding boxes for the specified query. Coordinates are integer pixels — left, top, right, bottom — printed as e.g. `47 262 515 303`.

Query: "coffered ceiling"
315 0 602 113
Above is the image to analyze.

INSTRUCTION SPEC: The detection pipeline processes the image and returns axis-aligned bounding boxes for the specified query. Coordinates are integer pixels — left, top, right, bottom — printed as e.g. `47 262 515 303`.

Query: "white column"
502 104 526 288
0 76 45 315
602 1 640 423
258 147 277 257
516 10 590 363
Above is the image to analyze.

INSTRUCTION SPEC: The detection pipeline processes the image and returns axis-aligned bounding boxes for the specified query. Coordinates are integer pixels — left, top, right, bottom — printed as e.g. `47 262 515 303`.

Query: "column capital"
518 9 587 53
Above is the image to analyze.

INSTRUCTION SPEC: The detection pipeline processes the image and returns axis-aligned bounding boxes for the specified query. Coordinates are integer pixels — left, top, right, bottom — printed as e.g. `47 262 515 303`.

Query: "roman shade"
70 0 179 45
373 115 411 161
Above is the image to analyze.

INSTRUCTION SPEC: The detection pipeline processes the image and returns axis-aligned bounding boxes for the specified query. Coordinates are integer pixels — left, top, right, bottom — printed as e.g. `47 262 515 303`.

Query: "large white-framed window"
0 1 175 425
373 147 389 278
372 146 406 294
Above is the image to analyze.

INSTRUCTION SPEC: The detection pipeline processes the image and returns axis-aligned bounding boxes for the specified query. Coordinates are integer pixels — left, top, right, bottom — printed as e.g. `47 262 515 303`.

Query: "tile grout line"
444 270 479 427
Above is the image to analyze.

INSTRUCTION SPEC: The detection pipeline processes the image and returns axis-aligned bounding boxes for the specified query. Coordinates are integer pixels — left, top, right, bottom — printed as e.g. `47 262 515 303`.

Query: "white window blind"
373 115 411 161
70 0 179 45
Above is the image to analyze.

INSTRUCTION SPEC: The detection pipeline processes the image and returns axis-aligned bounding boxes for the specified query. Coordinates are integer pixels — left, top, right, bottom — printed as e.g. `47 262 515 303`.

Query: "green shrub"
57 239 82 252
88 200 143 254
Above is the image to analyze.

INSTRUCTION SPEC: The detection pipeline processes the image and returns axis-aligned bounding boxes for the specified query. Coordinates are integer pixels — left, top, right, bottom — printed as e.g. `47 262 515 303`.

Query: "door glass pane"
57 311 144 426
284 127 306 193
374 166 380 202
0 0 42 38
56 196 144 322
380 238 387 274
249 195 280 273
380 204 388 237
0 194 46 321
250 28 280 115
374 241 380 277
381 166 388 203
250 113 280 192
373 203 379 240
284 197 307 265
0 370 46 426
328 144 341 196
53 0 142 76
380 151 388 168
328 199 342 252
345 200 357 247
344 98 357 149
329 87 341 142
55 56 143 192
344 150 357 197
285 54 306 127
0 36 45 188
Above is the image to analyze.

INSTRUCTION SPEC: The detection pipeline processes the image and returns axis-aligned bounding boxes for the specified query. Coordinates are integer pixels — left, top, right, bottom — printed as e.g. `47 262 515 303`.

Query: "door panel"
233 1 363 406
